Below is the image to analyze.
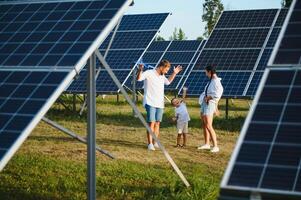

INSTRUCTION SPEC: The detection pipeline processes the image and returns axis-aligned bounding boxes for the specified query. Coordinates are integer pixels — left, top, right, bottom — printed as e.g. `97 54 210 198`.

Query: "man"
137 60 182 150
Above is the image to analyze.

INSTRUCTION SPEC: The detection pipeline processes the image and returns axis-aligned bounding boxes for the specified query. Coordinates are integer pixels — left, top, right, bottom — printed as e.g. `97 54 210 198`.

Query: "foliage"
197 36 204 41
202 0 224 38
155 35 165 41
169 27 188 40
281 0 293 7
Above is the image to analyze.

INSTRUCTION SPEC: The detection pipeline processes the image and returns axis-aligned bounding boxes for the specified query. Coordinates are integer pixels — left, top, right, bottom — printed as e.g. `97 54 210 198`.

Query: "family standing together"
137 60 224 153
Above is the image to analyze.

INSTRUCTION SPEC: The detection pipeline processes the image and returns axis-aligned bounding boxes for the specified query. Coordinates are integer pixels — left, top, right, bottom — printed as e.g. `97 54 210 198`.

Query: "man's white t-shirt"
138 69 170 108
175 102 190 123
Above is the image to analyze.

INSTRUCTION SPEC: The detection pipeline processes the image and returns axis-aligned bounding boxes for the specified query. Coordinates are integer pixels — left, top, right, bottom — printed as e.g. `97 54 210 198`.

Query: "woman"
197 65 223 153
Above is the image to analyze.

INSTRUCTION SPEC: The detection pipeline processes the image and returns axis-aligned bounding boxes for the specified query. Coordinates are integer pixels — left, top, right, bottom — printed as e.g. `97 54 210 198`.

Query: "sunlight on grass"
0 95 250 199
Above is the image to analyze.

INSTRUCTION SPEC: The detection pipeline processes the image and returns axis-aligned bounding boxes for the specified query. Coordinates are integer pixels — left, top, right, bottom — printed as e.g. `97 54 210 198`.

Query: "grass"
0 95 250 200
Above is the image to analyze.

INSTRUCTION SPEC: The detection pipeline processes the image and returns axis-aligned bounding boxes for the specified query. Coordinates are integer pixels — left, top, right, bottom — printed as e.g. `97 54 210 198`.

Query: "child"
171 87 190 148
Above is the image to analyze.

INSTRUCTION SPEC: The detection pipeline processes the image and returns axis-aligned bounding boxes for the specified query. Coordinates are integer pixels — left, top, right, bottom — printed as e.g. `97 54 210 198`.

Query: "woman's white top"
199 77 223 105
138 69 170 108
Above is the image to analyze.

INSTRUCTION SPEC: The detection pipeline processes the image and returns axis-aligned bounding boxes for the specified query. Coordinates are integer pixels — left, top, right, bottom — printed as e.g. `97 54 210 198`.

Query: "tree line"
156 0 293 41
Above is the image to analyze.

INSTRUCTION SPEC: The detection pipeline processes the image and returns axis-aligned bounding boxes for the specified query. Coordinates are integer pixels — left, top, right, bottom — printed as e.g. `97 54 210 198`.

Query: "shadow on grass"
96 138 146 149
47 106 245 132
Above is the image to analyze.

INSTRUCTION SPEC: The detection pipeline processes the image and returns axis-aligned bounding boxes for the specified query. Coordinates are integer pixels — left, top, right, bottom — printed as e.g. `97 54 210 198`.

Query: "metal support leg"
87 53 96 200
95 50 190 187
73 94 76 113
79 18 122 115
226 98 229 119
42 117 114 159
132 67 137 117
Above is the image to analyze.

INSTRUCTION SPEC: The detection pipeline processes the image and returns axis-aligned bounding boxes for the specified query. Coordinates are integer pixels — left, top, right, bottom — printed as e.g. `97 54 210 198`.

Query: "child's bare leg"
177 134 181 146
183 133 187 147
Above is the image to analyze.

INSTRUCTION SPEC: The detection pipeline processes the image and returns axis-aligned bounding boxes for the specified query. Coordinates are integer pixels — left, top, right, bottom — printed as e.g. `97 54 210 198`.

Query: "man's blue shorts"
145 104 163 122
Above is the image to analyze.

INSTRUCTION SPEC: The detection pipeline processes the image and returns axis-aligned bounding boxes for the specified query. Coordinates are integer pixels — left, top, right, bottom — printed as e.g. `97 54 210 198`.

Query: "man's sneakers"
197 144 220 153
197 144 210 150
147 143 155 151
153 142 159 148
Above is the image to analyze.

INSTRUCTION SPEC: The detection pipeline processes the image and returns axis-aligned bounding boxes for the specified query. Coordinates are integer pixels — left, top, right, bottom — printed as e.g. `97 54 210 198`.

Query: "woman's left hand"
205 96 211 104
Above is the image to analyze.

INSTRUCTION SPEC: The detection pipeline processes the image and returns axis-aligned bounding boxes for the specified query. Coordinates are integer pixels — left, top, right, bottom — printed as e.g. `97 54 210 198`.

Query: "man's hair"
158 59 171 69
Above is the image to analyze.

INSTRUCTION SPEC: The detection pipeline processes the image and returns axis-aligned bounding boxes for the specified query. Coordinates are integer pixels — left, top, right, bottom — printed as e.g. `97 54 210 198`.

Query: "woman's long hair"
205 64 217 97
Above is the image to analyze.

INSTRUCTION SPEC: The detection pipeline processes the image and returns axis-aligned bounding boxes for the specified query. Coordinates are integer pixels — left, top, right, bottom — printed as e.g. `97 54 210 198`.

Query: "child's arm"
182 87 188 102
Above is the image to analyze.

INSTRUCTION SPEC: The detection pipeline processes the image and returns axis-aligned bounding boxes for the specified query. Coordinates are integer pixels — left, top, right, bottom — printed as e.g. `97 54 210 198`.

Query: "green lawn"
0 95 250 200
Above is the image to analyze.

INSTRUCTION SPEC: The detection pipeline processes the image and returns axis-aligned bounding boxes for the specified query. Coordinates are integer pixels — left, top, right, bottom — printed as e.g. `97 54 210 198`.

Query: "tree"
177 28 187 40
282 0 293 7
196 36 204 41
155 35 165 41
169 27 187 40
202 0 224 38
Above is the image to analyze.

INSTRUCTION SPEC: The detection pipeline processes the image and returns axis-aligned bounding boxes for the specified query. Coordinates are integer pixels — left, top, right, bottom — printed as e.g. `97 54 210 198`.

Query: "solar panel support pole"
95 50 191 187
132 66 137 117
79 18 122 116
225 98 229 119
87 52 96 200
73 94 76 113
41 117 114 159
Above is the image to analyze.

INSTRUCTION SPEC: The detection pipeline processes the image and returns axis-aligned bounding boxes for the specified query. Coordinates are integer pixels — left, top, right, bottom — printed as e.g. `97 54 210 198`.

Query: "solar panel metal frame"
220 67 301 197
268 0 300 67
0 0 133 171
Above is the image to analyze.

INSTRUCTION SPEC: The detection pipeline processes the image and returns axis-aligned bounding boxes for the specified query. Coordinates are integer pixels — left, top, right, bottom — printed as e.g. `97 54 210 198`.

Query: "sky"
126 0 282 40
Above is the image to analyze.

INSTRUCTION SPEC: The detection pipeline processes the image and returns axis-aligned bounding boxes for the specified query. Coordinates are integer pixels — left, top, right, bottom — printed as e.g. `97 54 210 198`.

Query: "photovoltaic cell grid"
246 8 288 96
219 68 301 200
0 0 129 68
271 0 301 65
0 70 68 160
129 40 205 91
66 13 169 93
181 9 288 97
0 0 132 171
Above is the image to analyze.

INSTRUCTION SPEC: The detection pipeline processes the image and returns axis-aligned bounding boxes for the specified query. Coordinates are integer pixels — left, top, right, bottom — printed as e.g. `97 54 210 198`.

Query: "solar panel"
0 0 130 68
0 69 68 158
181 8 288 98
270 0 301 65
219 67 301 200
0 0 133 171
129 40 205 91
66 13 169 94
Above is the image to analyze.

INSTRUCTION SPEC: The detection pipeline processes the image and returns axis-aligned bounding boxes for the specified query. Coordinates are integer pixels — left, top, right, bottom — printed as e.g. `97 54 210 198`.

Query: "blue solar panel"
183 71 251 97
66 13 169 93
183 9 287 97
246 72 264 96
0 70 68 162
100 31 158 49
215 9 278 28
167 40 202 51
271 0 301 65
146 40 171 52
0 0 132 171
196 49 261 71
0 0 126 68
130 40 205 91
220 68 301 199
206 29 270 48
118 13 170 31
